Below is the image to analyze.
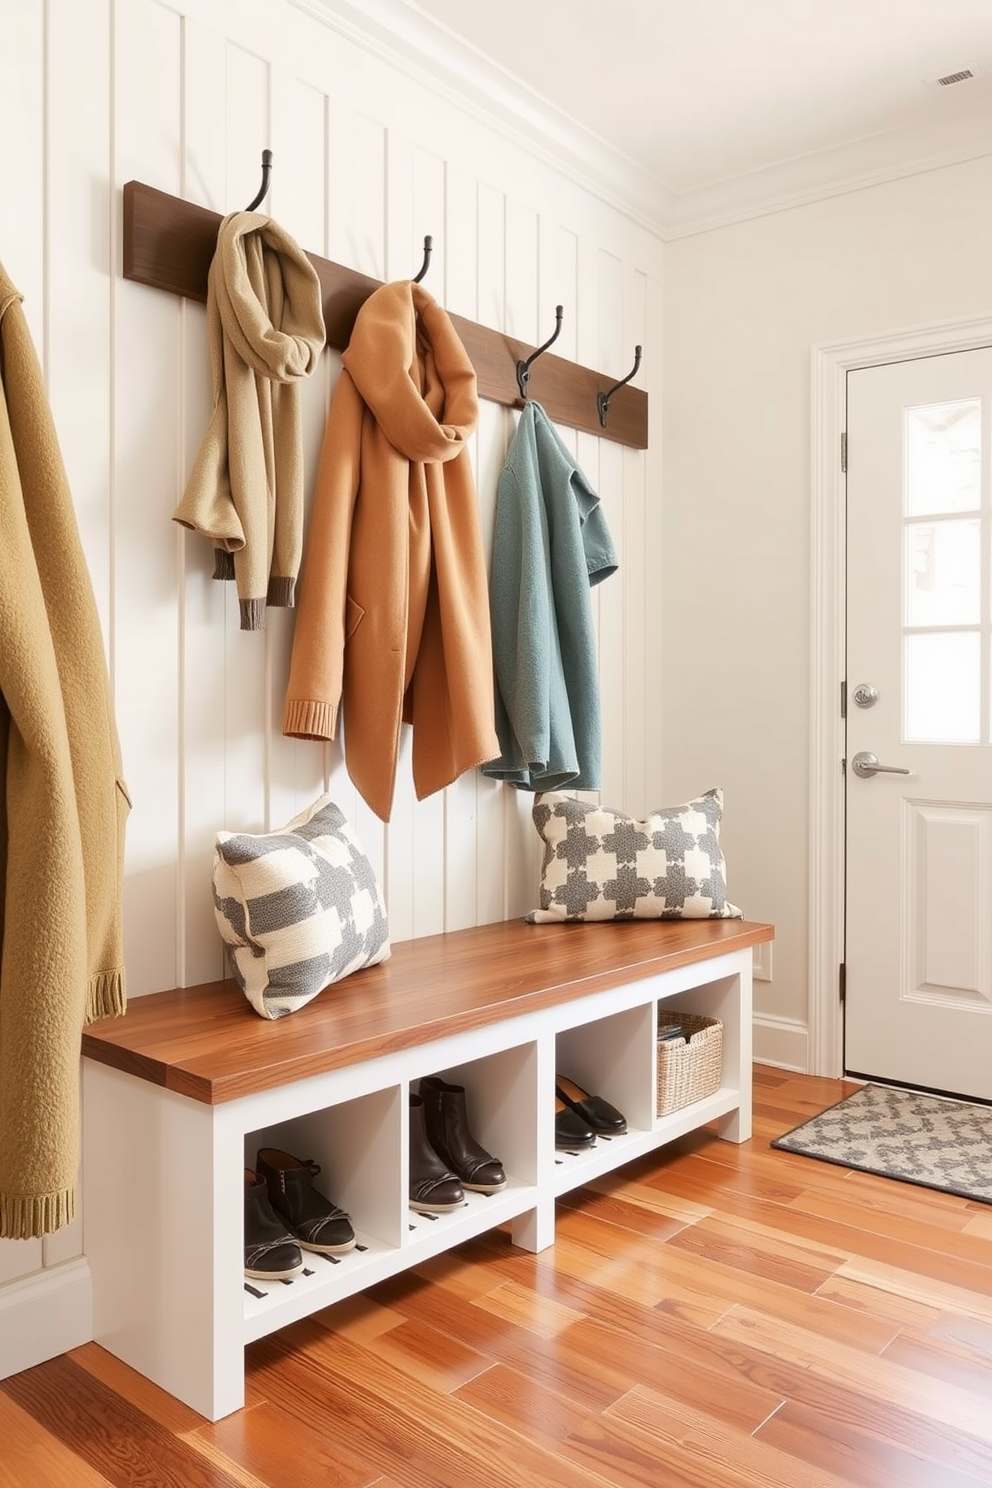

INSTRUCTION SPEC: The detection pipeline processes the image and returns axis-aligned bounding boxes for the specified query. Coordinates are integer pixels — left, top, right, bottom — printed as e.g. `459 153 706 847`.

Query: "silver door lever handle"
851 751 910 779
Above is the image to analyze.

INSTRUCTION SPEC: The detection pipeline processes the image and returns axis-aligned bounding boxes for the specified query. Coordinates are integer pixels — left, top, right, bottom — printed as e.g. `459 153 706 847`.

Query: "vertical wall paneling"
41 0 114 1270
380 125 418 942
500 218 580 909
504 197 539 346
497 195 545 913
410 142 447 937
0 1239 42 1288
442 162 483 931
326 101 386 281
266 67 330 838
411 144 446 294
382 129 447 940
643 268 664 806
1 0 664 1354
217 41 270 844
594 248 626 808
500 196 546 897
178 16 231 986
0 0 45 332
574 237 605 807
474 181 511 923
540 220 579 367
182 18 227 214
620 267 650 812
48 0 112 684
322 96 387 880
113 0 184 996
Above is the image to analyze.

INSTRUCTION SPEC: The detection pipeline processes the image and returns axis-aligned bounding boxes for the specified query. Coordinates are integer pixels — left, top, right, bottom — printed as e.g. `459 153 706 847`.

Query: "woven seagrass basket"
656 1011 723 1115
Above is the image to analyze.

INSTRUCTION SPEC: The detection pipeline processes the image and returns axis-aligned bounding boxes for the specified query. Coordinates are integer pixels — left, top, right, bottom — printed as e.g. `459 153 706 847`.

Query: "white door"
846 348 992 1101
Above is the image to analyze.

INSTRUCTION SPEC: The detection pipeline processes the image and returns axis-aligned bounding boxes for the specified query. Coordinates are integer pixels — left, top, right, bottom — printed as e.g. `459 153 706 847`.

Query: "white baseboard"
753 1014 808 1073
0 1259 92 1380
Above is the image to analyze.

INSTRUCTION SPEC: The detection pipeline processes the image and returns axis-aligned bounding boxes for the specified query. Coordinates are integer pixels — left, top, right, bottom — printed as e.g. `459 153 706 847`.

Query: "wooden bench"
82 916 773 1421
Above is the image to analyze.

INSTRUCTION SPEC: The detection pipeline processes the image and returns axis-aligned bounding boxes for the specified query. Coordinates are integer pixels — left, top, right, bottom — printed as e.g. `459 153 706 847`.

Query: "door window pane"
904 632 980 742
905 519 981 626
906 399 980 515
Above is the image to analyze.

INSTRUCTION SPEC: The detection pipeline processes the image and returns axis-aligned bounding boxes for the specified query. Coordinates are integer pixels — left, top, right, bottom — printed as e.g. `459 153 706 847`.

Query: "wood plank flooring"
2 1067 991 1488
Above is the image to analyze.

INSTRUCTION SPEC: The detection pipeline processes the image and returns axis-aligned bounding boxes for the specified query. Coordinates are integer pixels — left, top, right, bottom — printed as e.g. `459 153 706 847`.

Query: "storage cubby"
407 1043 540 1251
556 1001 655 1134
82 917 770 1421
552 1002 656 1195
246 1083 405 1252
414 1039 539 1189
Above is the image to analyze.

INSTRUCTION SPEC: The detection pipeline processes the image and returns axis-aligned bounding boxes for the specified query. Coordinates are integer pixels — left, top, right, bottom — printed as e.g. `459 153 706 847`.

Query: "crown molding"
664 106 992 240
288 0 674 235
291 0 992 242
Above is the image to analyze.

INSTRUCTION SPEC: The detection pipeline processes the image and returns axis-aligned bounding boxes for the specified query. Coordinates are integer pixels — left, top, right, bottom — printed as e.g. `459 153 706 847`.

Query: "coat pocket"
345 594 365 640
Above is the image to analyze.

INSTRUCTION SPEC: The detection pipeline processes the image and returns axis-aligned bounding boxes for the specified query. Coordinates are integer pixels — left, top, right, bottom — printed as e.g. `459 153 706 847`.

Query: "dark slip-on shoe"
554 1098 596 1150
556 1075 627 1136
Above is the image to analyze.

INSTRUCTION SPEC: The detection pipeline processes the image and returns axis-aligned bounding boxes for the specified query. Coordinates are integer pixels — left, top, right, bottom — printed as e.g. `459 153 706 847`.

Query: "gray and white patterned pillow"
212 794 390 1019
527 789 743 923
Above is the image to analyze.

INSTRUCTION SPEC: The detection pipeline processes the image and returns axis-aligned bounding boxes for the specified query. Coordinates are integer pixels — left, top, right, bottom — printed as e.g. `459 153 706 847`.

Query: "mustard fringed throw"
172 211 325 630
0 263 129 1239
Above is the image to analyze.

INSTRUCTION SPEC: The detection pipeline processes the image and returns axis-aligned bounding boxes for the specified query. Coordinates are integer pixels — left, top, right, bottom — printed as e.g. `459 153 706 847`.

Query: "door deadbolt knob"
851 751 910 779
852 683 878 708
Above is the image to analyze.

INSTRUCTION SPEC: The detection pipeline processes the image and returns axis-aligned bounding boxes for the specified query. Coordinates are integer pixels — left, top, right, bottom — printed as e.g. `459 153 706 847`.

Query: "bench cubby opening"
412 1038 540 1192
246 1081 405 1252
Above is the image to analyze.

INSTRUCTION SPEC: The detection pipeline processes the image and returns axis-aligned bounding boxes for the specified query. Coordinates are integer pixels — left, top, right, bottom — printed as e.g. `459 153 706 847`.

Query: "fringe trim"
85 968 127 1024
0 1187 75 1240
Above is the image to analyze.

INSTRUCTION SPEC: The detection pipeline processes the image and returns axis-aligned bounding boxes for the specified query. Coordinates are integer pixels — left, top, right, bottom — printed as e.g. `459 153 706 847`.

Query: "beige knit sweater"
173 212 325 630
0 263 129 1239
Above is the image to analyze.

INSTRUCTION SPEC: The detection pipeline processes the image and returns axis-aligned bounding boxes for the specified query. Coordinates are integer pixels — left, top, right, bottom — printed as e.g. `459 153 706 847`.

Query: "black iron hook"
413 235 433 284
245 150 273 212
516 305 564 399
597 345 642 427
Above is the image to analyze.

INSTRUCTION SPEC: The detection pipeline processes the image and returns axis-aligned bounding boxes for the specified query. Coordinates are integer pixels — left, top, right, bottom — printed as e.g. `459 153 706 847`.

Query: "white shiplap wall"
0 0 662 1365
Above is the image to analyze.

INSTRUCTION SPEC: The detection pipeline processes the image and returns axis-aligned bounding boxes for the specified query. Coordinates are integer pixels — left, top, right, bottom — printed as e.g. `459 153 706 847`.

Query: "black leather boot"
409 1093 465 1212
419 1075 507 1193
256 1148 356 1254
244 1169 304 1280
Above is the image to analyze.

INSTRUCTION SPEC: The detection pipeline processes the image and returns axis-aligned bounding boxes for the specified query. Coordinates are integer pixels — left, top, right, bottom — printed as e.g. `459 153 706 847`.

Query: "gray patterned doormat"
771 1083 992 1205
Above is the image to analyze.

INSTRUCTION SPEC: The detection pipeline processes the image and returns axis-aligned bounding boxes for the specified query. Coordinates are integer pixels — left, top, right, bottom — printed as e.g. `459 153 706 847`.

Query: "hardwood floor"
3 1066 991 1487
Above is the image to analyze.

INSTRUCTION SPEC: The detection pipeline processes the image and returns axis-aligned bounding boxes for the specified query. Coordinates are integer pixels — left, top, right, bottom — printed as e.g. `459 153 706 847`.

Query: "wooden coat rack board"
122 181 648 450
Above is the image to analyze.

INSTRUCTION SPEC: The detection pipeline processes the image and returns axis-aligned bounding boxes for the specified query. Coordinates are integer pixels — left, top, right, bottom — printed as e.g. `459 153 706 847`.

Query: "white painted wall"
0 0 662 1364
663 155 992 1069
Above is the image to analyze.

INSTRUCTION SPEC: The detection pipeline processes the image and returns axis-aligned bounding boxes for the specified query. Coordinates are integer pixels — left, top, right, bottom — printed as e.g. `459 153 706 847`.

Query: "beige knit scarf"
173 212 325 630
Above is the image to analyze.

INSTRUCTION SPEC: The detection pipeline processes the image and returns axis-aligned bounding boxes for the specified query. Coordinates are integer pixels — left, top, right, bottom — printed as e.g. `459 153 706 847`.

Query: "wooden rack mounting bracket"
122 180 648 450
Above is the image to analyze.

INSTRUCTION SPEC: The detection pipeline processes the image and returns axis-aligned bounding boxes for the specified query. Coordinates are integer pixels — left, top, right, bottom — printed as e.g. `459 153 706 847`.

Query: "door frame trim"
810 313 992 1076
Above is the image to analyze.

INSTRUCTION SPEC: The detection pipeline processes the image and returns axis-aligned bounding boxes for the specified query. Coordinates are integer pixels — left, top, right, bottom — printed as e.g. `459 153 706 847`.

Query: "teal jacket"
482 401 617 790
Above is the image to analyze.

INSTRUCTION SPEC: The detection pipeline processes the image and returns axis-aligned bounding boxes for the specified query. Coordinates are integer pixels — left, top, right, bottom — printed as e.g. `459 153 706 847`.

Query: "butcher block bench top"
82 917 773 1106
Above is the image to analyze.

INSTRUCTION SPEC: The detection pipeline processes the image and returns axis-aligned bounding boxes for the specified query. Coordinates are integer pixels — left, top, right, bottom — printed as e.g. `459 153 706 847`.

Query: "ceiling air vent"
924 66 980 89
936 68 974 86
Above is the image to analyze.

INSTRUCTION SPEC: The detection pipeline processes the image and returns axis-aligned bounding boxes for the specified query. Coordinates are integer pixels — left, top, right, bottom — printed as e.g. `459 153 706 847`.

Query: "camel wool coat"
283 281 499 821
0 263 129 1239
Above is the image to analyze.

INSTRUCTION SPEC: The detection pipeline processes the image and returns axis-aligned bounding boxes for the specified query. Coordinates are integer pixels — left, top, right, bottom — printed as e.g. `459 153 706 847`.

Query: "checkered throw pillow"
213 794 390 1019
527 789 743 923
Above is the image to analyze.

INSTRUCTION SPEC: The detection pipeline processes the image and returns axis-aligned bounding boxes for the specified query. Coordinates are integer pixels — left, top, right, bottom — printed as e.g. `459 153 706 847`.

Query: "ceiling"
302 0 992 235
